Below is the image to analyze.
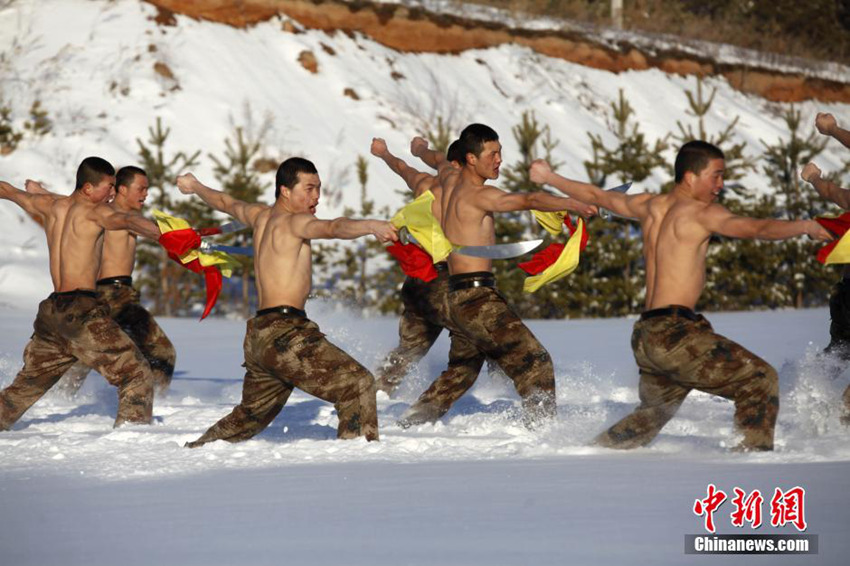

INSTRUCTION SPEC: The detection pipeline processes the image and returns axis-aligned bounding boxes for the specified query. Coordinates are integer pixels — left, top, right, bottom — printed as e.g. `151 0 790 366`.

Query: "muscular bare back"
637 193 713 309
53 196 113 291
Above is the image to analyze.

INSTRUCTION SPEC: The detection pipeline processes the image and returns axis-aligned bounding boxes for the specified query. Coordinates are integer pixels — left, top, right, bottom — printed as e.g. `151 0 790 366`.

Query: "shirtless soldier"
370 137 465 395
400 124 595 428
531 140 831 451
0 157 180 430
29 167 176 396
801 112 850 424
181 157 397 447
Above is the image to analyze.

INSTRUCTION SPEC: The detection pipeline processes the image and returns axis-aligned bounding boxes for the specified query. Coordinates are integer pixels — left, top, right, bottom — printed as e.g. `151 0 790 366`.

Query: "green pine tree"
579 89 669 316
209 122 269 317
135 117 204 316
759 106 834 308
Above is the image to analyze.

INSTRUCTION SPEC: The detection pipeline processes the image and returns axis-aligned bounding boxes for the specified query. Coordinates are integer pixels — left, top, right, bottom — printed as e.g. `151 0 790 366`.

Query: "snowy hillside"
1 0 850 308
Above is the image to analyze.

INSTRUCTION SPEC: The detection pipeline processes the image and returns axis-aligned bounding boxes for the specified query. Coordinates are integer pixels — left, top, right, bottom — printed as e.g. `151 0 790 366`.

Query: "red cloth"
518 243 565 275
815 212 850 237
519 215 588 275
387 242 438 282
563 215 589 251
165 252 223 320
815 213 850 264
158 228 202 257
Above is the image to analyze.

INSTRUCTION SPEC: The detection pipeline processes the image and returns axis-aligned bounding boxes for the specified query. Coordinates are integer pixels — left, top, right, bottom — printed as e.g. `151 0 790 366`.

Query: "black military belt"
449 271 496 292
434 261 449 272
640 305 700 322
49 289 98 299
96 276 133 287
256 305 307 318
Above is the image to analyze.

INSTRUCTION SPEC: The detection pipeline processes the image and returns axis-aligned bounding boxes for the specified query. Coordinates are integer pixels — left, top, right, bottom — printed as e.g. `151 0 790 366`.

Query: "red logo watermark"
694 485 807 533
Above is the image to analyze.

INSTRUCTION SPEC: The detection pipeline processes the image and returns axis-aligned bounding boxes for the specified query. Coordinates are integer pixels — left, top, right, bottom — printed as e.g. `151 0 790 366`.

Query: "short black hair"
75 157 115 191
275 157 318 199
674 141 725 183
459 123 499 161
446 139 464 165
115 166 147 192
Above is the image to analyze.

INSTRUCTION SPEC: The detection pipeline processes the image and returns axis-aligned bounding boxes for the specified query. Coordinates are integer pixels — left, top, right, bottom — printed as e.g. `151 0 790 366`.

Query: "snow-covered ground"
1 304 848 565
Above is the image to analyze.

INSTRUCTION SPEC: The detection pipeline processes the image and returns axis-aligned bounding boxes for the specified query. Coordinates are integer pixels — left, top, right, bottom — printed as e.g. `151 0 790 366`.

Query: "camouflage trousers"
401 273 556 427
822 279 850 423
0 291 154 430
595 307 779 451
186 307 378 447
55 277 175 396
375 266 451 395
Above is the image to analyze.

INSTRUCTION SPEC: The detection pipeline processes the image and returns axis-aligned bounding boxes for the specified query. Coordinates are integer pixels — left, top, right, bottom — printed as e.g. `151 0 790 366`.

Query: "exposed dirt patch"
144 0 850 103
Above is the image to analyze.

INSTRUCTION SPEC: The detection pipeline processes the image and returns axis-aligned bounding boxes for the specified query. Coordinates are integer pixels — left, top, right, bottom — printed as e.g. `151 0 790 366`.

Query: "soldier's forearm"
527 192 574 212
812 176 850 209
830 125 850 150
751 219 811 241
417 148 445 170
328 218 377 240
540 171 601 205
122 214 161 240
192 183 241 215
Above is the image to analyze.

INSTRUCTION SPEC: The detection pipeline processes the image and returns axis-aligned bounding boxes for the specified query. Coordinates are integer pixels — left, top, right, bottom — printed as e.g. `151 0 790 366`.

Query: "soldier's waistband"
640 305 702 322
449 271 496 292
256 305 307 318
49 289 99 300
96 276 133 287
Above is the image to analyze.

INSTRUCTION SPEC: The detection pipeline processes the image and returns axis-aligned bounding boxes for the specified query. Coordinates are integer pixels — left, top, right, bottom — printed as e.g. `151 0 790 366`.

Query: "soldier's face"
692 158 725 203
468 140 502 180
288 172 321 215
88 175 116 203
119 174 149 211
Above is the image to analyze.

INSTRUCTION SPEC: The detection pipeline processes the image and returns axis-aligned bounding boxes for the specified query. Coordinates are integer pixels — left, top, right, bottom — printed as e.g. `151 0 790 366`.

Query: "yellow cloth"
531 210 567 237
152 209 239 277
823 231 850 264
390 190 453 263
523 218 585 293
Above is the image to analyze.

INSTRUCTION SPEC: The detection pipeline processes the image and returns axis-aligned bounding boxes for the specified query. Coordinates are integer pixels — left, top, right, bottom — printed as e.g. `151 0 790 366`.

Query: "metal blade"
607 181 632 194
455 238 547 259
398 226 415 246
198 220 248 237
217 220 247 234
398 226 547 259
200 241 254 256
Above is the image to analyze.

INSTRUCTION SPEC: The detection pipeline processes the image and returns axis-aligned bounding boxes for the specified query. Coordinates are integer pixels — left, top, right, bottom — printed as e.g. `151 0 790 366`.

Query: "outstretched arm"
176 173 265 226
816 113 850 149
474 185 597 215
530 159 647 219
24 180 53 195
700 204 831 241
291 214 398 242
94 206 161 240
370 137 432 197
0 180 58 221
410 136 448 172
802 162 850 209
